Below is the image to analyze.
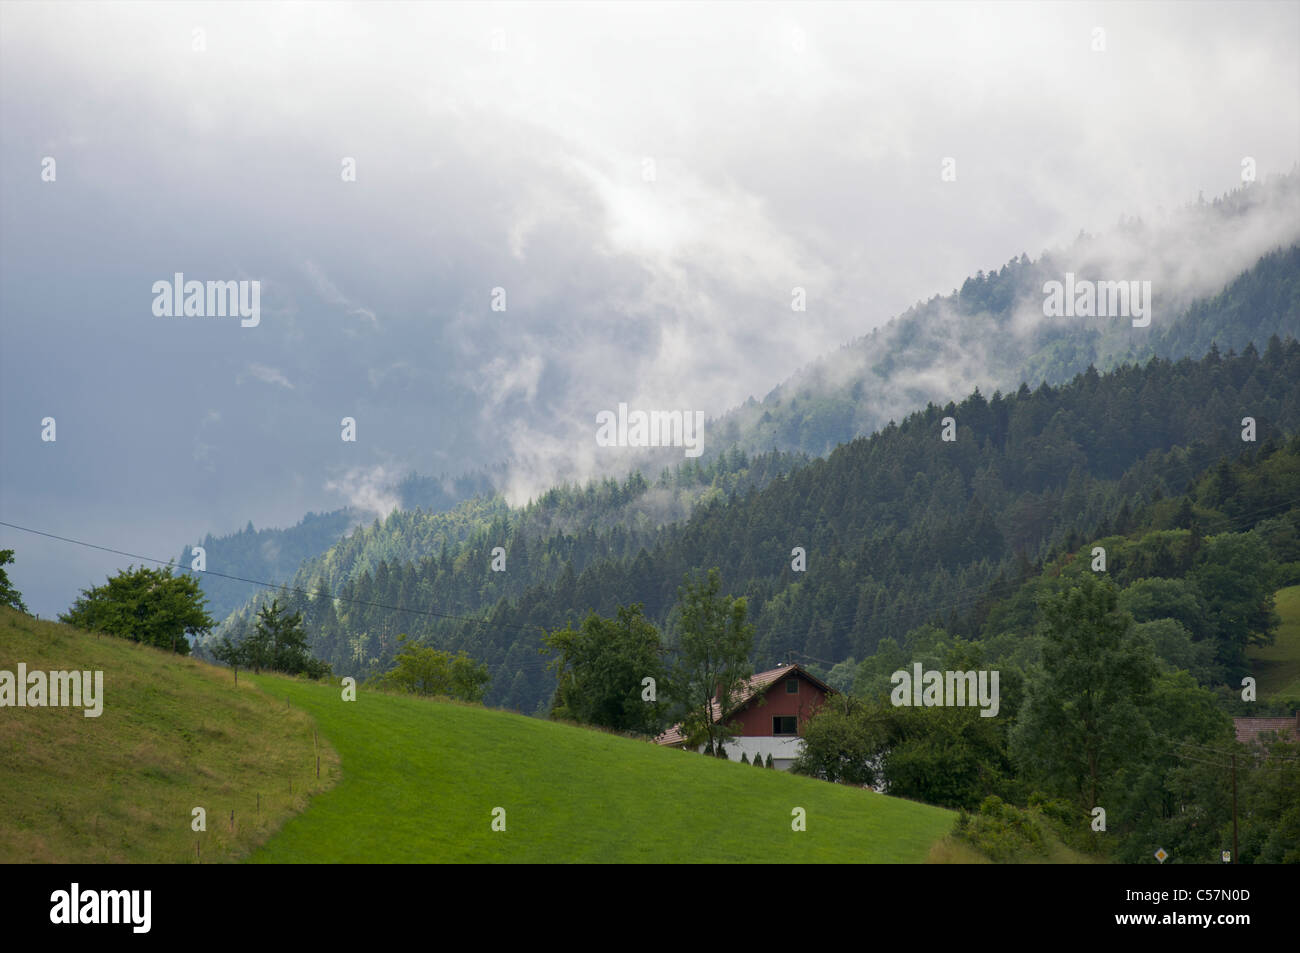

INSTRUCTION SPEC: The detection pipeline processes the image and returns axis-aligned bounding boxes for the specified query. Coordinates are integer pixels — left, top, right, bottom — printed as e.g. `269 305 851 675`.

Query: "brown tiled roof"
1233 715 1298 746
654 663 834 746
656 724 691 746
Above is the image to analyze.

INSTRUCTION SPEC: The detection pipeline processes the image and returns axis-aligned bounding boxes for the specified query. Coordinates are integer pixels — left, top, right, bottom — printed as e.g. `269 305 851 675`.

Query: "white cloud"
324 464 402 521
241 364 295 390
2 0 1296 604
302 260 379 327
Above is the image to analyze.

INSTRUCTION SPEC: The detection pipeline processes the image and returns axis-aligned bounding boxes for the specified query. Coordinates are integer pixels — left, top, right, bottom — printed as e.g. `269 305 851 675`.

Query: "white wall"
696 735 804 771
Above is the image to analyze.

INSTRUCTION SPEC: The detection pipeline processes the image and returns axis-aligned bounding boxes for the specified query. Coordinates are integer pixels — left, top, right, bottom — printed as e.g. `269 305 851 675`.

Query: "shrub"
953 796 1048 862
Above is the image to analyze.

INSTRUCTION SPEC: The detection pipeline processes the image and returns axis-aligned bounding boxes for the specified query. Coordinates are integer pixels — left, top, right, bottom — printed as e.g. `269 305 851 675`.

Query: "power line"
0 520 544 636
4 486 1298 670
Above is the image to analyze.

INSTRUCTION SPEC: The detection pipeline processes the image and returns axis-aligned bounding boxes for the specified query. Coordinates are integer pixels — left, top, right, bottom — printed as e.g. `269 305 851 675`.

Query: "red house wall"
731 676 828 736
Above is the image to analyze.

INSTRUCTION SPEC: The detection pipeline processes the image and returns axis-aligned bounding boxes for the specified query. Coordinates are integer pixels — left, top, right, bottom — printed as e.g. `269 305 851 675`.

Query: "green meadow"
248 673 955 863
0 606 336 863
1 607 958 862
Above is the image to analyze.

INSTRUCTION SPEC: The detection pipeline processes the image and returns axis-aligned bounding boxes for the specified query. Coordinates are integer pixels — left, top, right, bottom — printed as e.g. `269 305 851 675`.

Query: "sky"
2 1 1298 616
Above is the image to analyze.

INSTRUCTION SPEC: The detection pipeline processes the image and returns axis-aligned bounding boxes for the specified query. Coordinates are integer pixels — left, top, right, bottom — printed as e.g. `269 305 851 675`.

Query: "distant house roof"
1233 713 1298 746
654 663 835 747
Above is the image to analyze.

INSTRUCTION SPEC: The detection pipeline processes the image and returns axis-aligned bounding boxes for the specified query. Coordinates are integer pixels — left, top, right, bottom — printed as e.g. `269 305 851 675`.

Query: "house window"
773 716 797 735
785 677 799 694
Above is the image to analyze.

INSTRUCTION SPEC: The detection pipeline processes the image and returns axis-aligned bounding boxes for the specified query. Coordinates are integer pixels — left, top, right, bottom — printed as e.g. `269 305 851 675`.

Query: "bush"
791 698 885 785
371 636 489 702
953 796 1049 863
1274 560 1300 587
1028 791 1103 854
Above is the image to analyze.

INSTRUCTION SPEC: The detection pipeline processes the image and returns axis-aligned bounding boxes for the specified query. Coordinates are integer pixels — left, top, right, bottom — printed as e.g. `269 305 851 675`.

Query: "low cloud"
324 464 402 521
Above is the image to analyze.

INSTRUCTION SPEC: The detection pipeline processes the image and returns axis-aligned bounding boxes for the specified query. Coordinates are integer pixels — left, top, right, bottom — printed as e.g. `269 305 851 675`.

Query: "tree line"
213 339 1300 716
792 434 1300 863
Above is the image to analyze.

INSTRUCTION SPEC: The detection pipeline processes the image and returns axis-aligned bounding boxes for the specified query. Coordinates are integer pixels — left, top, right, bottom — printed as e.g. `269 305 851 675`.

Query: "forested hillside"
205 448 809 682
213 338 1300 715
177 510 356 623
974 437 1300 686
822 434 1300 863
848 431 1300 703
713 234 1300 459
189 178 1298 631
179 470 500 623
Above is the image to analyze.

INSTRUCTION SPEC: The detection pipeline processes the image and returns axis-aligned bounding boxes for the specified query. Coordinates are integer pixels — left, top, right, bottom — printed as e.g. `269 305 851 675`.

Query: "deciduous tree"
542 603 666 734
0 549 27 614
61 564 212 654
670 569 755 757
1010 574 1157 812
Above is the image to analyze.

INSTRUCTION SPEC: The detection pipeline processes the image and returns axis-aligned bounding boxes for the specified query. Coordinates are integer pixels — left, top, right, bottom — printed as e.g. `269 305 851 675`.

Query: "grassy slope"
249 675 956 863
0 607 337 862
1248 585 1300 700
0 606 957 863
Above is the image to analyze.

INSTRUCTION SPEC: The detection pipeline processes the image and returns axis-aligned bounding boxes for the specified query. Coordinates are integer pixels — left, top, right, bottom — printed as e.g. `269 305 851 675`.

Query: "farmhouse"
655 663 834 770
1232 711 1298 747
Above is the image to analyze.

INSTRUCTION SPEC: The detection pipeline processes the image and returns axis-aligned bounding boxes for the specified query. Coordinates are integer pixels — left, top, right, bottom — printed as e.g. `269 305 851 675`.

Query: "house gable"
730 668 831 737
654 663 835 747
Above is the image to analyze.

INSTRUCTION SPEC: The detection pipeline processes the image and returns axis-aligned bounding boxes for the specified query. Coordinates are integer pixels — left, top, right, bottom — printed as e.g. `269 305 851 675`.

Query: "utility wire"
0 520 544 636
3 489 1298 664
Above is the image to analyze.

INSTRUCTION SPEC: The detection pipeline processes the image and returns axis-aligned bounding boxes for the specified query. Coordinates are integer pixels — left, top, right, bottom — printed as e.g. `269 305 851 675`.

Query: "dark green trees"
1190 532 1279 677
792 696 886 786
213 598 330 677
61 564 213 654
1010 574 1157 813
542 603 665 734
0 549 27 613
